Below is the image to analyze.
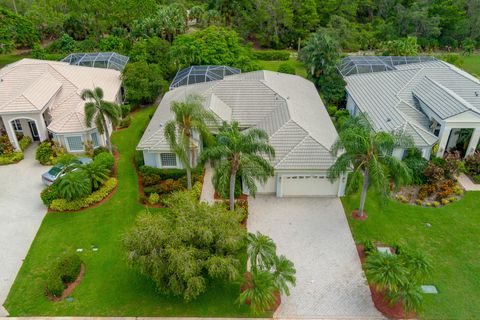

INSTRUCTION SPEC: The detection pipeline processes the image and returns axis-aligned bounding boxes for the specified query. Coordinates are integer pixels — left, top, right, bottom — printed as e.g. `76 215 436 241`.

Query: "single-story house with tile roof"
137 70 347 197
340 56 480 159
0 58 123 153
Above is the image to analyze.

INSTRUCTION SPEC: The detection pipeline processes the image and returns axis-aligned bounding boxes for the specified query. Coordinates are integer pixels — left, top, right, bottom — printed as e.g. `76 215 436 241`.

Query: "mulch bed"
48 263 85 302
213 192 248 201
240 272 281 312
352 210 368 220
356 245 415 319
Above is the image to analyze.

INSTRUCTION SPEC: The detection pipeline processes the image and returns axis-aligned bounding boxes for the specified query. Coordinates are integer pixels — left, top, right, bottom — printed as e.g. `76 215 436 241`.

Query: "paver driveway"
248 195 382 319
0 144 47 316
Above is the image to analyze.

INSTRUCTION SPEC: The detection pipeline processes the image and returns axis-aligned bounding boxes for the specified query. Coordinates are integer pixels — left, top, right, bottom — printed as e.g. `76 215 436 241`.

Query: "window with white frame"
12 119 22 131
161 153 177 167
66 136 83 152
91 132 100 147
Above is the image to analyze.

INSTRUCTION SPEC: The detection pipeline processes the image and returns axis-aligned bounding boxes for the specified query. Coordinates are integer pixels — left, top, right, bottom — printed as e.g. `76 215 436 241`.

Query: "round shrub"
148 193 160 204
93 146 109 157
94 152 115 172
45 253 82 297
41 181 61 206
36 141 54 165
277 62 296 75
46 274 65 297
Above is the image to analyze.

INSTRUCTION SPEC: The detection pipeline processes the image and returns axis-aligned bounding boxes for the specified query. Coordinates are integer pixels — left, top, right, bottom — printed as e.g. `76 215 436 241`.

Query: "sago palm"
58 171 91 201
202 121 275 211
272 255 296 296
328 115 412 217
81 87 121 153
164 94 216 190
246 232 277 271
365 253 408 294
80 161 110 190
238 269 277 315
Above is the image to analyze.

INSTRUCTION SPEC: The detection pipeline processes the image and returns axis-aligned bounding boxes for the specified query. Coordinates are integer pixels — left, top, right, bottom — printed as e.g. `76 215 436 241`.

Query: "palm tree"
80 161 110 191
238 269 277 315
202 121 275 211
272 255 296 296
58 171 91 201
164 94 216 190
328 116 412 218
299 30 342 78
81 87 121 153
246 232 277 271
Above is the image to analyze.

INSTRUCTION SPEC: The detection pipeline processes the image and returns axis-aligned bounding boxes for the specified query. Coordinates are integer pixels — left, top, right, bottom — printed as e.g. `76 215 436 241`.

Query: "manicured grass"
5 107 252 317
462 54 480 78
257 59 307 78
342 191 480 319
0 53 31 68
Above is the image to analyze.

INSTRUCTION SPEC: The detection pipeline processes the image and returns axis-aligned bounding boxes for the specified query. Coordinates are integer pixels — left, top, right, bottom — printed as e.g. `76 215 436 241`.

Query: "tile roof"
344 59 480 147
0 58 121 134
138 70 339 170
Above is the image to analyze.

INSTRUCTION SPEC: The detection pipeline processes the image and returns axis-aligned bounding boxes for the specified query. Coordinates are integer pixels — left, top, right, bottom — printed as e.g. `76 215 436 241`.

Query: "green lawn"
342 191 480 319
5 106 252 317
462 54 480 77
0 53 31 68
257 59 307 78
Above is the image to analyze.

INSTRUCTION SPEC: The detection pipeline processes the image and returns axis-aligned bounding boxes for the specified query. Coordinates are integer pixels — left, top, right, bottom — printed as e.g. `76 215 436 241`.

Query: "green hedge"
253 50 290 61
139 165 204 182
46 253 82 297
41 181 61 206
50 178 118 211
0 151 23 165
19 136 32 151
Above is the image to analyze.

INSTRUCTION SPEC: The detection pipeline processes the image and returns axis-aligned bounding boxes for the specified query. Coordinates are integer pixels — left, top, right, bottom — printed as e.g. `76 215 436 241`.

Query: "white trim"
160 152 178 168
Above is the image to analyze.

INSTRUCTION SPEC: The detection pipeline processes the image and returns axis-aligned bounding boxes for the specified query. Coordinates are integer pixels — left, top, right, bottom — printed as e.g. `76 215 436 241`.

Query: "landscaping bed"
0 134 31 165
393 180 464 207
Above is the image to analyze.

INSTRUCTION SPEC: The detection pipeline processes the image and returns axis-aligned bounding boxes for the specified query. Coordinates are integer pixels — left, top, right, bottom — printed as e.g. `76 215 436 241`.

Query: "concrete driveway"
248 196 382 319
0 144 48 316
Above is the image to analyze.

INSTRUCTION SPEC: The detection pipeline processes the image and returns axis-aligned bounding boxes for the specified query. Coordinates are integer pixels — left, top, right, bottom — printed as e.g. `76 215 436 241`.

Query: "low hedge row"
50 178 118 211
253 50 291 61
0 151 23 165
46 253 82 297
19 136 32 151
139 165 204 184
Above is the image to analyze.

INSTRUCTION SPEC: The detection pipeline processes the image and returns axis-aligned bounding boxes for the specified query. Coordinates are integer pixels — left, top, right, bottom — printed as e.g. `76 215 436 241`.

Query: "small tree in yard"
81 87 121 153
57 171 91 200
124 189 245 301
328 116 412 218
202 121 275 211
164 94 216 190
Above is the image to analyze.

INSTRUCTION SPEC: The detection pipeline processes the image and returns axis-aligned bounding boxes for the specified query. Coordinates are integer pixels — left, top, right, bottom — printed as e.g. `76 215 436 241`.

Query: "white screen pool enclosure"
170 65 241 90
338 56 437 77
61 52 129 71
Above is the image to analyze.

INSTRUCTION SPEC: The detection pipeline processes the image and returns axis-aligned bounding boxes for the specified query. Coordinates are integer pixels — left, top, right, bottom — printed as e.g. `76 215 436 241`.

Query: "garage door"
280 174 339 197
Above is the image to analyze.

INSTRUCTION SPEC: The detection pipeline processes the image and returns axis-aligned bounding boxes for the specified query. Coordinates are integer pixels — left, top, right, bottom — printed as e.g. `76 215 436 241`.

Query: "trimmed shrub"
0 134 14 155
465 151 480 175
19 136 32 151
139 165 204 185
121 104 132 117
35 141 54 165
0 151 23 165
363 239 375 256
403 148 428 185
277 62 296 75
94 152 115 172
327 106 337 117
41 181 61 206
148 193 160 204
119 115 132 128
253 50 290 61
93 146 109 157
50 178 117 211
46 253 82 297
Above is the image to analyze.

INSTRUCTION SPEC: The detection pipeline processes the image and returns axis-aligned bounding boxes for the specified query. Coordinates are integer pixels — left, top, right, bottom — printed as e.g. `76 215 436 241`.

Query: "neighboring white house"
340 56 480 159
0 58 123 153
137 70 347 197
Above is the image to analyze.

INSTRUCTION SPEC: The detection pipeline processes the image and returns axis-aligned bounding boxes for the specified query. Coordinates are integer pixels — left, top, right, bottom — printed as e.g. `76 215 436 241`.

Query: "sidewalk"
457 173 480 191
200 162 215 204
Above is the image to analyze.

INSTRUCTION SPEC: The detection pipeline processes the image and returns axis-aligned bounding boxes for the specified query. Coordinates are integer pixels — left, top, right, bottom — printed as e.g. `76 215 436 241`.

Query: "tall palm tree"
328 115 412 218
202 121 275 211
272 255 296 296
164 94 216 190
81 87 121 153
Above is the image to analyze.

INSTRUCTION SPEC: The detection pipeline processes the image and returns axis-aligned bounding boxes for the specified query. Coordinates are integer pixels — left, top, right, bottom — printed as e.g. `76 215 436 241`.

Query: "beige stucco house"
137 69 347 198
340 56 480 159
0 58 122 153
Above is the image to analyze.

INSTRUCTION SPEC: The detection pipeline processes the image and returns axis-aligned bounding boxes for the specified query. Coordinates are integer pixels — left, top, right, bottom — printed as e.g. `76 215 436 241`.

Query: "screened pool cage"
338 56 437 77
170 65 241 90
61 52 129 71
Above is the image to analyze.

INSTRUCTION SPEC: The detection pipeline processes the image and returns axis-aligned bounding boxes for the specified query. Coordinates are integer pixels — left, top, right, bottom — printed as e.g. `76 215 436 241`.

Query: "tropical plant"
122 62 169 105
272 255 296 296
202 121 275 211
165 94 216 190
238 270 277 315
246 232 277 271
57 171 91 200
299 29 342 78
80 161 110 190
124 189 245 301
328 115 412 217
81 87 121 153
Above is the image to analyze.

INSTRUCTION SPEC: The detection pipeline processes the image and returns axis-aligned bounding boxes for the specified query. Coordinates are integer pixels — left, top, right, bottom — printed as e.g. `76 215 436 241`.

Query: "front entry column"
436 126 452 158
1 116 20 151
465 128 480 157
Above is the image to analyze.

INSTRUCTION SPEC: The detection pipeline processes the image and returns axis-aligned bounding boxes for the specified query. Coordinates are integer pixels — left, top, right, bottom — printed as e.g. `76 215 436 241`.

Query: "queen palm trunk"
103 117 112 153
186 139 192 190
358 169 369 217
229 169 237 211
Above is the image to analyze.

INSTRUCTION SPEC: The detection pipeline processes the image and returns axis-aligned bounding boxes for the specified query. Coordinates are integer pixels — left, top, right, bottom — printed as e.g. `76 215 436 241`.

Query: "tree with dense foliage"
382 37 419 56
0 7 39 53
169 26 259 71
81 87 121 153
202 121 275 211
79 161 110 191
121 62 168 105
57 171 91 200
165 94 216 190
124 189 246 301
328 116 412 217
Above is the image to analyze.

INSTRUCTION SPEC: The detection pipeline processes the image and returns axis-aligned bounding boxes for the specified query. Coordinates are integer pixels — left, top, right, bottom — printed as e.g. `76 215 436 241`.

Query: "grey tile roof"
138 70 339 170
344 59 480 147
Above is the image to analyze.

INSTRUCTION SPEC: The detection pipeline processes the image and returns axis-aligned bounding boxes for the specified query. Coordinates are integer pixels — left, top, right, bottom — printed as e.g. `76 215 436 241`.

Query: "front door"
28 121 40 141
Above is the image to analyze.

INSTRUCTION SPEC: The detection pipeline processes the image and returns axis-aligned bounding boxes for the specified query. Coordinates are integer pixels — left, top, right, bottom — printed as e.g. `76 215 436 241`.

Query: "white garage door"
280 174 339 197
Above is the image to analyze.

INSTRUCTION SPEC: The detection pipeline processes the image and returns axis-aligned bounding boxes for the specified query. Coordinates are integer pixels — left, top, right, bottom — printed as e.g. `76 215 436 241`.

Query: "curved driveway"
0 145 47 316
248 195 383 319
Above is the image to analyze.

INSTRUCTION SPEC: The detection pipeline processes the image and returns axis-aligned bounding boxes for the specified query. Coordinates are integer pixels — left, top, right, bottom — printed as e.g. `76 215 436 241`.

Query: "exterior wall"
256 176 277 194
392 148 404 160
53 129 104 153
346 93 359 116
1 112 48 150
141 150 183 169
278 172 340 197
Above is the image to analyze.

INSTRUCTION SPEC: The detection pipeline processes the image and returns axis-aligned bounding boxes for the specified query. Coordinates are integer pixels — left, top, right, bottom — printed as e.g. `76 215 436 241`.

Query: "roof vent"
386 118 391 122
475 91 479 97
